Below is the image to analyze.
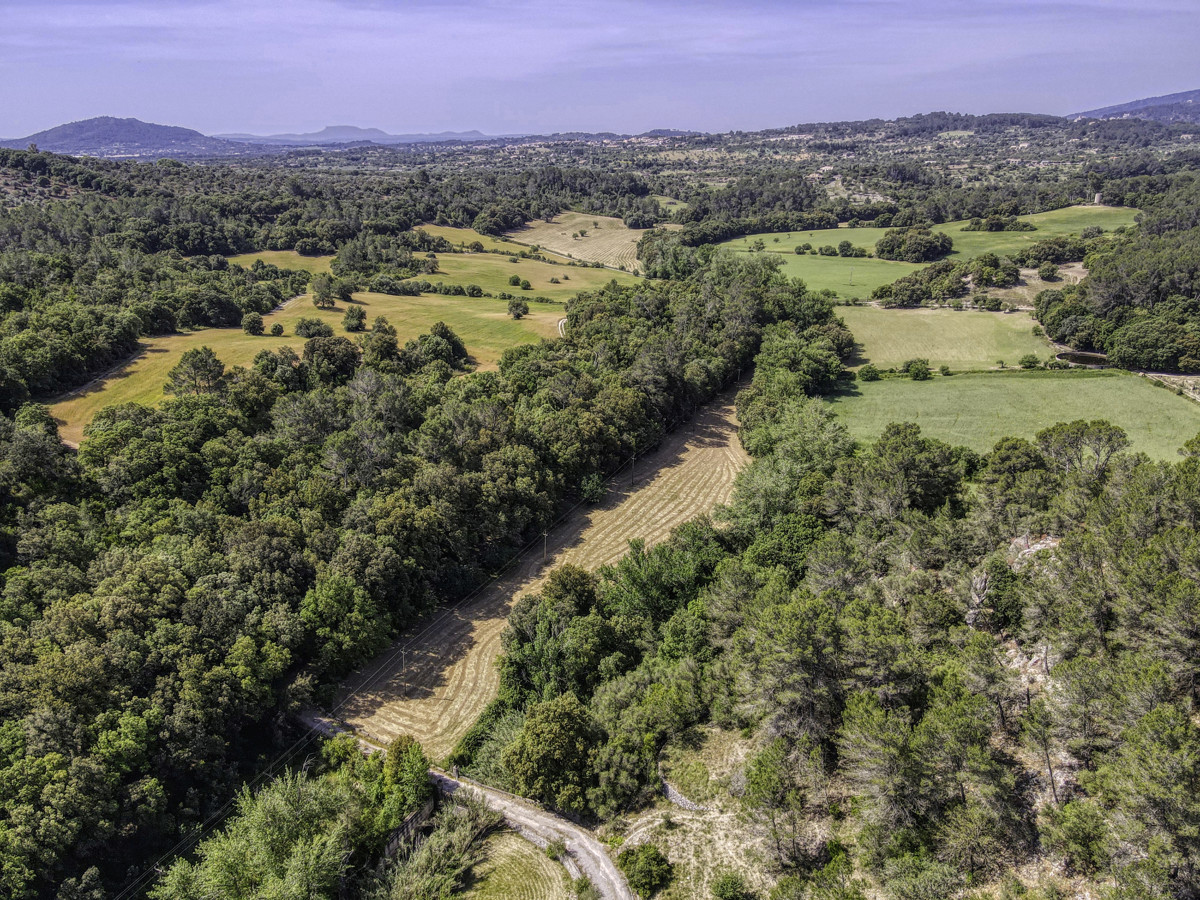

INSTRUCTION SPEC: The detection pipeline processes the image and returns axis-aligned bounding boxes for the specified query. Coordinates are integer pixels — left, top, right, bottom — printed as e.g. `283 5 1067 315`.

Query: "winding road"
432 769 635 900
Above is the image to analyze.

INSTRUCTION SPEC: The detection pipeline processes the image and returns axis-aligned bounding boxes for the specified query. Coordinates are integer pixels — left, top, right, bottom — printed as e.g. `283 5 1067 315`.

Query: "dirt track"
434 770 635 900
333 392 748 760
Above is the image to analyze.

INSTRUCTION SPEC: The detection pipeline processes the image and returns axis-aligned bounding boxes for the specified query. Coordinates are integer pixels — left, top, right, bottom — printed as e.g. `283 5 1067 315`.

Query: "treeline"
0 253 822 898
449 278 855 817
1039 176 1200 371
478 305 1200 897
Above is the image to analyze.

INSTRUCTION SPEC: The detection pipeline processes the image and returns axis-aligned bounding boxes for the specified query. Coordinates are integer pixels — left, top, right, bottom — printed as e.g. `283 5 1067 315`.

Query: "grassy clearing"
415 224 566 257
461 831 571 900
50 291 561 444
622 727 774 900
717 205 1139 299
432 253 640 302
654 194 689 213
839 306 1053 371
506 211 655 272
824 370 1200 458
226 250 334 274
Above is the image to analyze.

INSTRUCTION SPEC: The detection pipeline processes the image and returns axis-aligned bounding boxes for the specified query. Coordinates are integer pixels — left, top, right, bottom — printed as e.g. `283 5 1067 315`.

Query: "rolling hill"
1071 87 1200 124
0 116 261 158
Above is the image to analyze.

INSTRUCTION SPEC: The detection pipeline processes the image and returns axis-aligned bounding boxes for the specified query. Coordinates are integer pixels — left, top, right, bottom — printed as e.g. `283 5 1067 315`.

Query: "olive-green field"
431 252 640 301
51 290 561 445
226 249 335 274
718 205 1140 299
824 370 1200 458
839 306 1053 371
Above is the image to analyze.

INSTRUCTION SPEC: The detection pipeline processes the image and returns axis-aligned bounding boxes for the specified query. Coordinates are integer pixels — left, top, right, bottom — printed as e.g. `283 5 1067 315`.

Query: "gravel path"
432 770 634 900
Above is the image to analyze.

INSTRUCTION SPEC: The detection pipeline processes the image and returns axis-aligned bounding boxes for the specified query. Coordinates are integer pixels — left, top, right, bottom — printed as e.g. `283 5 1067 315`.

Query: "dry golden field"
334 393 749 760
506 211 662 272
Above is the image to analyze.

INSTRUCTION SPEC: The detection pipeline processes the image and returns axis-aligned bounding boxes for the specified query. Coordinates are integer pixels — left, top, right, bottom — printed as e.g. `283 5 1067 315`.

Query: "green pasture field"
415 224 560 256
717 205 1140 299
838 306 1053 371
227 250 335 274
824 369 1200 459
431 252 640 301
51 289 562 444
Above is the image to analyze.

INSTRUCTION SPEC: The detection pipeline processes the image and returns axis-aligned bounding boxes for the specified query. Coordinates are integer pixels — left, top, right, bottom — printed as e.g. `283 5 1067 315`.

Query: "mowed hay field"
462 832 571 900
507 211 662 272
840 306 1053 371
825 370 1200 458
51 288 561 445
335 393 750 760
718 205 1139 299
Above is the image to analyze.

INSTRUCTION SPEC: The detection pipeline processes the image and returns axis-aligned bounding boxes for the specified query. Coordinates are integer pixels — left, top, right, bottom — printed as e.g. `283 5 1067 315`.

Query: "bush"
617 845 673 899
241 312 264 336
1038 262 1060 281
508 298 529 319
509 274 522 286
580 472 606 504
1040 800 1110 875
939 364 951 376
295 317 334 339
901 358 932 380
711 869 752 900
520 279 532 290
1019 354 1041 369
342 306 367 332
859 364 881 382
270 323 284 336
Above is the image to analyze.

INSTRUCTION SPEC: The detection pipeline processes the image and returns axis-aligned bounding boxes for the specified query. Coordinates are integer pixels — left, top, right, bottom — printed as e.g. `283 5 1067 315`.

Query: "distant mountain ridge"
1071 88 1200 124
0 116 703 158
0 116 258 158
215 125 503 145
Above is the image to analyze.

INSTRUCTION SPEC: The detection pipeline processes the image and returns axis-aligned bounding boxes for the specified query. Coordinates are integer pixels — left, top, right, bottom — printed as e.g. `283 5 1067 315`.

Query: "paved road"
431 770 634 900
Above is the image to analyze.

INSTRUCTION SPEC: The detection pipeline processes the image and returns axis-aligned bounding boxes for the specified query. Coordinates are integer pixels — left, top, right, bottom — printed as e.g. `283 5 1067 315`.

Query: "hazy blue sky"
2 0 1198 137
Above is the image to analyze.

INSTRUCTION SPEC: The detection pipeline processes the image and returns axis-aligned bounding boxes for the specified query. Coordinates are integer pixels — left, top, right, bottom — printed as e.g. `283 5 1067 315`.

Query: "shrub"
270 323 284 336
509 274 521 286
295 317 334 339
342 306 367 332
901 358 932 381
520 279 532 290
939 364 951 376
711 869 751 900
859 364 881 382
617 844 673 899
580 472 606 504
508 298 529 319
1019 354 1041 369
1038 262 1060 281
1040 800 1110 875
241 312 264 335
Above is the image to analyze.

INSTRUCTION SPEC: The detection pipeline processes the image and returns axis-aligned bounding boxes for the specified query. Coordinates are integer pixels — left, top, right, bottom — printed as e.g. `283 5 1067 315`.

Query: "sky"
2 0 1199 138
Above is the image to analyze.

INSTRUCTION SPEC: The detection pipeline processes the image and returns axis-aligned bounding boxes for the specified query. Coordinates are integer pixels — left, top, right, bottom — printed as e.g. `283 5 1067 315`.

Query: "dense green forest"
1 112 1200 899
